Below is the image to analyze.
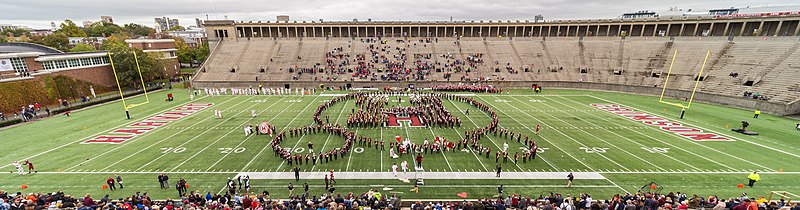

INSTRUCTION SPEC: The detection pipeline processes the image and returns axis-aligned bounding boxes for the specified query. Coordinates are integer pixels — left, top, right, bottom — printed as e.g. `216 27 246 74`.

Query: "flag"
457 192 468 198
650 183 657 190
395 136 401 143
20 184 27 189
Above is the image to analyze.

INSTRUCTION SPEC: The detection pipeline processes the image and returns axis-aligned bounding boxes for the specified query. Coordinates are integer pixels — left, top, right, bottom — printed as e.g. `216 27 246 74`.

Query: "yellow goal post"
658 49 710 109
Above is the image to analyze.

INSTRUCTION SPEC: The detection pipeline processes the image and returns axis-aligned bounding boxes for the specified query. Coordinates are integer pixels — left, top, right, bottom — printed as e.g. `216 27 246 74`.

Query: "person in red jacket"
416 154 423 168
106 177 116 191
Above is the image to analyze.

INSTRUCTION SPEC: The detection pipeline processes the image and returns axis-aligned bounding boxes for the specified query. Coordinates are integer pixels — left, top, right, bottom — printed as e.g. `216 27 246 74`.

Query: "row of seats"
194 37 800 103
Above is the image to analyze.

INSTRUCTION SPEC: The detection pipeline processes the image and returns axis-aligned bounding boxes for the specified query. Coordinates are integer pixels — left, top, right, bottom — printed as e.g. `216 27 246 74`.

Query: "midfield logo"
385 113 425 127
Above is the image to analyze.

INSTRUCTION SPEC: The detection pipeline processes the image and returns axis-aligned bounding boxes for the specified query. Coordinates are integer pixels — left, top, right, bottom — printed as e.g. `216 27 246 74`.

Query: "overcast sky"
2 0 798 29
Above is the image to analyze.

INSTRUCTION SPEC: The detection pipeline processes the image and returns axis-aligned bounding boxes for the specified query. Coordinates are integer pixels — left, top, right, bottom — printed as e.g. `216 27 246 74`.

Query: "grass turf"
1 88 799 200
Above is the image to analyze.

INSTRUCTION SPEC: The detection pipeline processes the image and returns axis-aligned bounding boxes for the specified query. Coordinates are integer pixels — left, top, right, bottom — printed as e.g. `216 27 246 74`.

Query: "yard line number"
642 147 669 153
219 147 246 154
161 147 186 154
579 147 609 153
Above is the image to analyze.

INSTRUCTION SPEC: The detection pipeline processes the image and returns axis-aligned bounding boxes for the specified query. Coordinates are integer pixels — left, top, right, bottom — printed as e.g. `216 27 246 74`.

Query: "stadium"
3 3 800 210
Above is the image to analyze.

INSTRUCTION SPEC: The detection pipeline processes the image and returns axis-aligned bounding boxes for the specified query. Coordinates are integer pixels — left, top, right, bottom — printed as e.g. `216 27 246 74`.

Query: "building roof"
125 39 175 43
0 42 63 54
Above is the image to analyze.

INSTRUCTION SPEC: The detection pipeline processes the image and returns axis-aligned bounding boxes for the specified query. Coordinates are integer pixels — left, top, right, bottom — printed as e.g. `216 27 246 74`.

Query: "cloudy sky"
2 0 798 29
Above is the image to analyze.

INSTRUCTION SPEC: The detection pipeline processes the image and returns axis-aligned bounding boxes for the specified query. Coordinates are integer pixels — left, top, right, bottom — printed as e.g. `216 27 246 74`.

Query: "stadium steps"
754 42 799 86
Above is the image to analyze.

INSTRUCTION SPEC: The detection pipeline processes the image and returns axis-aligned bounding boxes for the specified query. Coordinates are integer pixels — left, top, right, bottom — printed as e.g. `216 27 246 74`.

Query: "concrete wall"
191 80 800 115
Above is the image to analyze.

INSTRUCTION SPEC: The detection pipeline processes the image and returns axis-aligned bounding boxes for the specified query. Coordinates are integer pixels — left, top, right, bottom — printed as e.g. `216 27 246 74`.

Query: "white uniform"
251 110 257 118
503 142 509 152
401 161 408 173
391 164 398 176
244 126 253 136
12 162 23 175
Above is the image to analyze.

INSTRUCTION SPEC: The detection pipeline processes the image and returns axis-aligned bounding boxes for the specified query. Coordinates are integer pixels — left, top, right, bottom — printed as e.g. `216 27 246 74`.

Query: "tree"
99 33 129 51
109 47 163 87
174 38 193 65
194 41 210 63
31 33 70 51
87 22 123 37
167 25 185 31
123 23 155 37
1 28 30 37
69 43 96 52
57 20 87 37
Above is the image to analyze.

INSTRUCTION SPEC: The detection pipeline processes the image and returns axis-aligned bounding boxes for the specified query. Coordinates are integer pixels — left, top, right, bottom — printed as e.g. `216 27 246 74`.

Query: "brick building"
0 42 115 86
125 39 180 78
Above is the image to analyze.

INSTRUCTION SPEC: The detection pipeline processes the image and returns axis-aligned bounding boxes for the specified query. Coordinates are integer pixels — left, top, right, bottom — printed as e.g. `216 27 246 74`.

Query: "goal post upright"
686 51 710 109
133 51 150 104
658 48 679 103
107 52 130 115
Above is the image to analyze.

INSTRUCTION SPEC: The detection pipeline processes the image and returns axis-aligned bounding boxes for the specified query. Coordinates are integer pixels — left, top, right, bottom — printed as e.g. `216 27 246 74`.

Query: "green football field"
2 88 800 200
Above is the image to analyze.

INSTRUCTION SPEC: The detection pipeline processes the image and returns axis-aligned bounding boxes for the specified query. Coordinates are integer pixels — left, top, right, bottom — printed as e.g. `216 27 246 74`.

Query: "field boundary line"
491 96 629 170
243 94 322 170
553 96 742 171
590 95 783 171
311 98 351 171
473 96 593 170
131 96 259 171
67 95 232 171
24 170 800 174
205 96 291 170
3 94 207 169
509 96 660 171
528 96 702 171
92 96 245 171
171 96 279 170
445 99 527 172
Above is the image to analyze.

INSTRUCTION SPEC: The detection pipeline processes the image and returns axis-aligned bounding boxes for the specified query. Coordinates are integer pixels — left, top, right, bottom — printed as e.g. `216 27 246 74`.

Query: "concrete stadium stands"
193 36 800 110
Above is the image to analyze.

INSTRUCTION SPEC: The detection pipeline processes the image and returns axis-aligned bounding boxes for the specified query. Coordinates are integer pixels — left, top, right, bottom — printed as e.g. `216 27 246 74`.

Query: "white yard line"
95 96 245 171
344 126 361 171
133 96 259 171
589 96 800 158
474 96 594 170
589 95 780 171
495 95 631 171
5 94 208 169
243 94 322 170
445 125 489 171
553 96 738 171
445 98 553 172
522 96 691 171
172 96 272 170
311 99 351 171
205 96 290 170
380 125 384 171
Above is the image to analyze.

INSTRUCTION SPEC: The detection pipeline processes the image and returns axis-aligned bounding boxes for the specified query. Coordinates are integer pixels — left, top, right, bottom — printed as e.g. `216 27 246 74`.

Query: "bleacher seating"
194 36 800 104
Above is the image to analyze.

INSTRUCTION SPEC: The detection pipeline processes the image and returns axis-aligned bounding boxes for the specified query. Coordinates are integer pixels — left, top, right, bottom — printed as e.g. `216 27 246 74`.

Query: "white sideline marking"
91 96 243 171
553 96 732 171
475 96 591 170
3 93 205 169
312 98 351 171
589 95 782 171
205 96 290 170
508 96 645 171
593 95 800 159
235 172 607 180
319 94 347 96
243 94 322 170
171 96 268 170
128 96 258 171
538 96 703 171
